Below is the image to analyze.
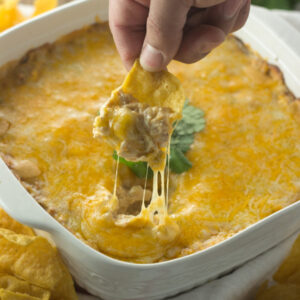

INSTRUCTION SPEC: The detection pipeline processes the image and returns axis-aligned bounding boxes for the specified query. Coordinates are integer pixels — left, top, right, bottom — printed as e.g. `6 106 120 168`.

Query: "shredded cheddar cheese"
0 23 299 263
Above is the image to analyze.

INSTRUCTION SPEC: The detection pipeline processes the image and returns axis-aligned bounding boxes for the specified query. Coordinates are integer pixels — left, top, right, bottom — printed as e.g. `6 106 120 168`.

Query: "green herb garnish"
168 100 205 173
113 150 153 179
169 147 192 174
113 100 205 177
251 0 296 10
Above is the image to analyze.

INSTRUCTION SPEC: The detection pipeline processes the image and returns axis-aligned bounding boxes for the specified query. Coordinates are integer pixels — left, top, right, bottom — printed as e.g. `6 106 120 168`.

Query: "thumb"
140 0 190 72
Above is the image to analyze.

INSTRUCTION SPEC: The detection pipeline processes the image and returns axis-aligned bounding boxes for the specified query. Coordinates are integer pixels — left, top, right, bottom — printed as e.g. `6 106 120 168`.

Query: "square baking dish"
0 1 299 299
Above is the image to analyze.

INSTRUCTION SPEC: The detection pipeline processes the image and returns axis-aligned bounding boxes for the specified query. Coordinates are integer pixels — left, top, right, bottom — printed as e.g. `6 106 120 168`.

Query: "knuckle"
232 16 248 32
146 15 163 37
182 0 194 9
146 15 180 46
232 2 250 32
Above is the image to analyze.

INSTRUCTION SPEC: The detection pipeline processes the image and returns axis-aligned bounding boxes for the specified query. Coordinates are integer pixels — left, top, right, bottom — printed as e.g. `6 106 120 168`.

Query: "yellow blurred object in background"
256 234 300 299
0 0 23 32
33 0 57 16
0 0 57 32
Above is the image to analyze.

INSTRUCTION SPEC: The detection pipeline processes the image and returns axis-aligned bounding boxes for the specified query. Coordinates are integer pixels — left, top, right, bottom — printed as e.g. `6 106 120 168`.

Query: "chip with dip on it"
122 59 185 119
93 59 185 171
93 59 185 226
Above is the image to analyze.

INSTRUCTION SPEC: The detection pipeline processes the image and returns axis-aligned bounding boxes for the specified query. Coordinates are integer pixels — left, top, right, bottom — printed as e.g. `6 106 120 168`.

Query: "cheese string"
111 154 120 210
113 131 173 223
142 129 172 222
113 155 119 197
141 164 149 210
166 135 171 214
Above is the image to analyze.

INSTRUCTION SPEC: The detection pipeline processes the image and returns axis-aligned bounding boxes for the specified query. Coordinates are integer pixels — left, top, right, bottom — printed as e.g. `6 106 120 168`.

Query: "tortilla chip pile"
0 0 57 32
256 234 300 299
0 208 77 300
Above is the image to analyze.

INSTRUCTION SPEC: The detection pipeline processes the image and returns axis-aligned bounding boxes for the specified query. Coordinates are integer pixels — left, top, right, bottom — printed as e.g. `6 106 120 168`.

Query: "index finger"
109 0 148 70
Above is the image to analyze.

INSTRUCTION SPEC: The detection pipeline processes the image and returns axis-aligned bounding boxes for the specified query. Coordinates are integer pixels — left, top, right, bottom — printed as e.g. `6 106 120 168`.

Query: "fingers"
205 0 250 35
232 0 251 32
139 0 230 71
205 0 248 35
110 0 250 71
109 0 148 70
175 25 225 63
174 0 249 65
186 0 247 32
222 0 247 21
140 0 191 72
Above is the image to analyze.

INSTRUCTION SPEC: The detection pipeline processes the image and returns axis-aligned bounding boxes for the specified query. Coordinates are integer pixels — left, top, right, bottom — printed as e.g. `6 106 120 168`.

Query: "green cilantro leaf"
173 100 206 137
170 133 194 153
251 0 292 10
113 150 153 179
169 148 192 173
113 100 205 177
167 100 205 173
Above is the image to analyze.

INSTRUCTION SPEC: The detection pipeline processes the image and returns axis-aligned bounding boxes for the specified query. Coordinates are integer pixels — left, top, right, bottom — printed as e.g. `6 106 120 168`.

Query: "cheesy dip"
0 23 299 263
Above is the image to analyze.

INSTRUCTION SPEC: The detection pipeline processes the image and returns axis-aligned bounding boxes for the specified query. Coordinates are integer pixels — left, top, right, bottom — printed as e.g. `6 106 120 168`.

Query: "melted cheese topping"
0 24 299 263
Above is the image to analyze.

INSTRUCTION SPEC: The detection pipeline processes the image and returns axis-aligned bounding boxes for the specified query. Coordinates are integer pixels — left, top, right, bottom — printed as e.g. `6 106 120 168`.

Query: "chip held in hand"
122 60 185 119
94 59 185 171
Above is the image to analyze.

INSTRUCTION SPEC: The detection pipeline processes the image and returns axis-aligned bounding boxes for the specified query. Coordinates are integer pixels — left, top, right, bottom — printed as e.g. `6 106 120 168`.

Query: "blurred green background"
252 0 300 9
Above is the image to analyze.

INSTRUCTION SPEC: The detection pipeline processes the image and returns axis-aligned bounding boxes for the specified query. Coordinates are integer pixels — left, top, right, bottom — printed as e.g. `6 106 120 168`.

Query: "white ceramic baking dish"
0 1 299 299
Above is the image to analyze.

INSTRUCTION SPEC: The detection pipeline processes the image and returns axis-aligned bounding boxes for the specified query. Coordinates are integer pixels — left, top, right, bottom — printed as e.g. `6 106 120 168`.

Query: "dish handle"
0 158 58 232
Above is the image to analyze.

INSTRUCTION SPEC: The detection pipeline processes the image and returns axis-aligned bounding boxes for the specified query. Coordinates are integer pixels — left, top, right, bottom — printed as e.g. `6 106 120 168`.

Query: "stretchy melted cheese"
93 59 185 228
0 23 299 263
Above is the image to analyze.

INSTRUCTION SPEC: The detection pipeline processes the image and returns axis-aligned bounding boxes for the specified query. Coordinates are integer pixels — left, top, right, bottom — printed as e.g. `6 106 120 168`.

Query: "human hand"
109 0 251 72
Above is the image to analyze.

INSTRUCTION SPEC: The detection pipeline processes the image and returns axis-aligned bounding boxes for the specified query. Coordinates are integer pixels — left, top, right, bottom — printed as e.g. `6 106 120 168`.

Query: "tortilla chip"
122 60 185 118
0 289 43 300
33 0 57 16
0 208 34 236
0 229 77 300
0 274 50 300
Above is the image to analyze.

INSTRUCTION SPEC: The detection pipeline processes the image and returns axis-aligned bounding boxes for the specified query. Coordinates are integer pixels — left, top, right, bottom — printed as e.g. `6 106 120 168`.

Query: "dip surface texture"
0 23 299 263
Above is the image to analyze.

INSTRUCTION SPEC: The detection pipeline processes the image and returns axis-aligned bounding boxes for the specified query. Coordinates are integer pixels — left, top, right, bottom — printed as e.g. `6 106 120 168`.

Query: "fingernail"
223 0 246 20
140 44 165 72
